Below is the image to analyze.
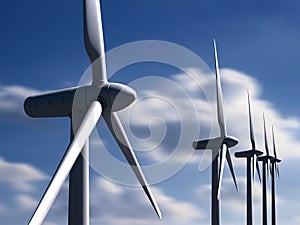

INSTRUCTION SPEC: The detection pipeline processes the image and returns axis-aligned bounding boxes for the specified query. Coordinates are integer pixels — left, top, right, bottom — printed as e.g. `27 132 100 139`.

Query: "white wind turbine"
258 114 273 225
24 0 161 224
235 92 263 225
270 126 281 225
193 39 238 225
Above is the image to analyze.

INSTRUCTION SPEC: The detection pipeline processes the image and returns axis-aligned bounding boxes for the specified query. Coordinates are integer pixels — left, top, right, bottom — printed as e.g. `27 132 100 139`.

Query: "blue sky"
1 0 300 224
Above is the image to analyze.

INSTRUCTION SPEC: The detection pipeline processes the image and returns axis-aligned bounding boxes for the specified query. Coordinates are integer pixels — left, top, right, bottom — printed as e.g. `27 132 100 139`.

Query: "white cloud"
0 158 50 224
90 177 203 225
15 194 38 211
219 68 300 160
1 67 299 224
38 177 203 225
0 83 41 118
114 71 215 174
220 177 262 212
0 157 47 192
87 67 300 187
115 67 300 170
96 178 123 194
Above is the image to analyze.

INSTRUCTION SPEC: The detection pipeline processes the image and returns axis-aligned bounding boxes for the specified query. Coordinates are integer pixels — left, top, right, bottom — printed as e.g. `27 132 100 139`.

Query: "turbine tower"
24 0 161 224
235 92 263 225
193 39 239 225
258 114 273 225
270 126 281 225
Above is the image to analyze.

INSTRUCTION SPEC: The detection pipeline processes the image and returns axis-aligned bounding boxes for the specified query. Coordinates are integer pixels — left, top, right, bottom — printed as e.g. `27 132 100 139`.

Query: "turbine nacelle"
258 155 273 162
235 149 263 158
24 83 136 118
193 136 238 150
270 157 282 163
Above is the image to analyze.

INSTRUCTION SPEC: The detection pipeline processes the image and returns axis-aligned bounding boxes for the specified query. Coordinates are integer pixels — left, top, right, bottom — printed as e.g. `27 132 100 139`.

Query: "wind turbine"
270 126 281 225
258 114 273 225
24 0 162 224
235 92 263 225
193 39 238 225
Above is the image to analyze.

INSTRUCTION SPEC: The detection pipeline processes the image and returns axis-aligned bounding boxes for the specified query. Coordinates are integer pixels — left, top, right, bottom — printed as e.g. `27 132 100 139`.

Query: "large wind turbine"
24 0 161 224
258 114 273 225
193 39 238 225
270 126 281 225
235 92 263 225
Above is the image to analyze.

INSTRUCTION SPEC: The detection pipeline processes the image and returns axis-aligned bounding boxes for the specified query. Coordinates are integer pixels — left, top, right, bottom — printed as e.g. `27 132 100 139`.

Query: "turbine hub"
223 136 239 148
106 83 136 112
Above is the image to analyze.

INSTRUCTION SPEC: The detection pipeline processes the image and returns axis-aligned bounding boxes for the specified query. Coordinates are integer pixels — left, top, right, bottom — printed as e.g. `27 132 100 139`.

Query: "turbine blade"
270 162 274 175
272 126 278 159
256 156 262 183
271 164 275 181
103 112 162 219
267 160 271 179
84 0 107 85
272 127 281 179
248 91 256 150
226 147 238 191
263 113 269 156
253 153 256 181
213 39 226 137
217 143 227 199
28 101 102 225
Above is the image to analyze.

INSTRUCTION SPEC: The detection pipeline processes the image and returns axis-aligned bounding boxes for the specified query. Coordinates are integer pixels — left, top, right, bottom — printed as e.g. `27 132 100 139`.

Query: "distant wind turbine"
193 39 239 225
235 92 263 225
270 126 281 225
24 0 161 224
258 114 273 225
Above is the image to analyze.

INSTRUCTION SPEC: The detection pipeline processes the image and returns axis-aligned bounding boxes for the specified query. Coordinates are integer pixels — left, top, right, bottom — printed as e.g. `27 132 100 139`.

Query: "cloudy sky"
1 0 300 224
